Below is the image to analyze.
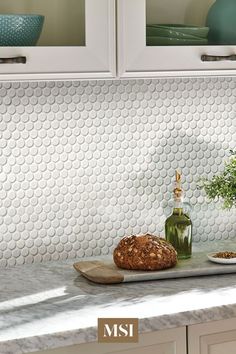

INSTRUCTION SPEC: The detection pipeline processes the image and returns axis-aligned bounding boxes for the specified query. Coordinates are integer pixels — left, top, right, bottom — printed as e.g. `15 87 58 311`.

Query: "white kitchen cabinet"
2 0 236 80
31 327 187 354
188 317 236 354
0 0 116 81
117 0 236 78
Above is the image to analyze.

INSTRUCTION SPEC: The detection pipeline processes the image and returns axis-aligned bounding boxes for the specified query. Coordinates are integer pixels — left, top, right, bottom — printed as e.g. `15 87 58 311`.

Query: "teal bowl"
147 26 206 40
147 24 209 39
0 14 44 46
146 36 208 46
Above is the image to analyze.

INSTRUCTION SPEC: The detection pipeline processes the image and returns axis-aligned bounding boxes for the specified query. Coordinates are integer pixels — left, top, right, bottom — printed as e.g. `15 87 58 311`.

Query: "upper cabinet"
0 0 116 80
118 0 236 78
2 0 236 80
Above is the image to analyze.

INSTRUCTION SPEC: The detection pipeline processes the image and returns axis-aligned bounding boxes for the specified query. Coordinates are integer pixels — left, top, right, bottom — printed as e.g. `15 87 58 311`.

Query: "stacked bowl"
146 24 209 46
0 14 44 46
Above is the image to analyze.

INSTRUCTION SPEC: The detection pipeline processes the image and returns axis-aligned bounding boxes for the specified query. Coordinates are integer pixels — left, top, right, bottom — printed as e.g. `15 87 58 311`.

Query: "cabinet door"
188 317 236 354
32 327 187 354
0 0 116 80
118 0 236 78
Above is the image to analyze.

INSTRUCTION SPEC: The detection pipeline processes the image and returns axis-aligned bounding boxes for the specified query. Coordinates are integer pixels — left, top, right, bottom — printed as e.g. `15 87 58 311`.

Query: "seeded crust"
113 234 177 271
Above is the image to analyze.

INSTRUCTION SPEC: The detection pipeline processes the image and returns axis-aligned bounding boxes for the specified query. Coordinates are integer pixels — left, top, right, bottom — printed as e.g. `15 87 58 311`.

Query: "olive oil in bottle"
165 171 192 259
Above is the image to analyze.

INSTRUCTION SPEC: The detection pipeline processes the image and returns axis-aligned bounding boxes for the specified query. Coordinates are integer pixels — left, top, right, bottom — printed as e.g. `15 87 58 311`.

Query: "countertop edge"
2 303 236 354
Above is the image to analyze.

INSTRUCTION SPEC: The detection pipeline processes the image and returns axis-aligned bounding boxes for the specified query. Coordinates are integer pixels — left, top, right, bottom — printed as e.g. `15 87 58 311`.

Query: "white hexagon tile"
0 78 235 267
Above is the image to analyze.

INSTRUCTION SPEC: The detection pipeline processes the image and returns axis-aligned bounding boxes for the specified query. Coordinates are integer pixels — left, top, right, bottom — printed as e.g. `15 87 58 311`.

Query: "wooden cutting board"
73 252 236 284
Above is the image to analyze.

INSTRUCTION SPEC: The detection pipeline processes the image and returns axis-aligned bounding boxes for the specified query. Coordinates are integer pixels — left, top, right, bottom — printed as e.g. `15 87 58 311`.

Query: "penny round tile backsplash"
0 78 235 267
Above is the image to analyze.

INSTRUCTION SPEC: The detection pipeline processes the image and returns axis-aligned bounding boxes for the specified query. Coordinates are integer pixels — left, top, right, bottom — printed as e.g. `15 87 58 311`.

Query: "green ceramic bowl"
147 24 209 39
147 26 206 40
0 14 44 46
146 36 208 46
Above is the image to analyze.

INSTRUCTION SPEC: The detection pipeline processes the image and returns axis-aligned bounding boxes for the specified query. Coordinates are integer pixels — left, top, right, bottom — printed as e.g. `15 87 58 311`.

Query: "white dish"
207 252 236 264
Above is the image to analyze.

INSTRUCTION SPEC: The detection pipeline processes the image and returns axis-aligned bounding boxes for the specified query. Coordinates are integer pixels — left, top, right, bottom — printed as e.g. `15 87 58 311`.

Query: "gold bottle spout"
175 170 181 183
174 170 182 200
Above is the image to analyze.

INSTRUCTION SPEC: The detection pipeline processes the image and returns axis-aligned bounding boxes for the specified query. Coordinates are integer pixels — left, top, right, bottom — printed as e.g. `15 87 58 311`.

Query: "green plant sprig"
199 151 236 209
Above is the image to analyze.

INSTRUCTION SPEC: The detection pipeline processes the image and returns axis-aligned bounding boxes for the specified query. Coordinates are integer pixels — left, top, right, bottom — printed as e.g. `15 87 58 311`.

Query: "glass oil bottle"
165 171 192 259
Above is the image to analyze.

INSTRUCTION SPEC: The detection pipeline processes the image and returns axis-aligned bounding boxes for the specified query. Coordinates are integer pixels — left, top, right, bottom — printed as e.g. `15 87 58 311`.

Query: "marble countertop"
1 241 236 354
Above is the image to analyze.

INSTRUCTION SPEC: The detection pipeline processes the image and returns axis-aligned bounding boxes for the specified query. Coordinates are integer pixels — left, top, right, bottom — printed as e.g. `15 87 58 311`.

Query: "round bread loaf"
113 234 177 271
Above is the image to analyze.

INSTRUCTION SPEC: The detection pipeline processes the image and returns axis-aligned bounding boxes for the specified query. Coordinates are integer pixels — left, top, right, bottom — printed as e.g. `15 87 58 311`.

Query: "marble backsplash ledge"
0 77 235 267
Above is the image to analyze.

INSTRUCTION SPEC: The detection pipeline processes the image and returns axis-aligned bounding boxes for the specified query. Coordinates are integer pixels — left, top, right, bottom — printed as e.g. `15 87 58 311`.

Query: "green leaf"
198 152 236 209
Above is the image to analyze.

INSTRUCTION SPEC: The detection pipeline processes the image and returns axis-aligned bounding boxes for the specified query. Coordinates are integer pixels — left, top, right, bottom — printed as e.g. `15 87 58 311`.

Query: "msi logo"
98 318 139 343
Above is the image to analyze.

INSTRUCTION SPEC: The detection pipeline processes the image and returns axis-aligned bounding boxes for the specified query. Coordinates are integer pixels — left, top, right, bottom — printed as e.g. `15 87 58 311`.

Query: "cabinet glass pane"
146 0 236 46
0 0 85 46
